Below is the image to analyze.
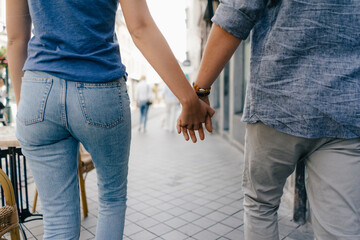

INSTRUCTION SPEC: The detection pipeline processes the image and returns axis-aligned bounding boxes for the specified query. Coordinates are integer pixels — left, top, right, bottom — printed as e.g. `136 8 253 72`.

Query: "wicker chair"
32 148 95 218
0 169 20 240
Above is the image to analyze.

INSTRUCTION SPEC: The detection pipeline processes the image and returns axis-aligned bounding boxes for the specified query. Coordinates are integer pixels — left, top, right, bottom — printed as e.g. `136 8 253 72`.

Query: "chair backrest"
0 169 20 239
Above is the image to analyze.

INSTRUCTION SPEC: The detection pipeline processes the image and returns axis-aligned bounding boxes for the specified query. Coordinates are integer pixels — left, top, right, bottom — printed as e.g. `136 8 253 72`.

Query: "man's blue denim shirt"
213 0 360 139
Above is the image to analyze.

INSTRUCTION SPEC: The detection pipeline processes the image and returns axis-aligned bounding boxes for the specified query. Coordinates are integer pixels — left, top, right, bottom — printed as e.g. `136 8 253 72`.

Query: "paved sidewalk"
22 107 314 240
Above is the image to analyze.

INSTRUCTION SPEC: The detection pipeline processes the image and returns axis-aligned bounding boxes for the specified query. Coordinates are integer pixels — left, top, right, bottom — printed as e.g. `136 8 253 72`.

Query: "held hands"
177 96 215 143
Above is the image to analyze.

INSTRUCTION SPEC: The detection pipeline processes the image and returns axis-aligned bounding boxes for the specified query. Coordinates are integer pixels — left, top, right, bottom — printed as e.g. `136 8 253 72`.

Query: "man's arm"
194 24 241 90
176 24 241 141
6 0 32 106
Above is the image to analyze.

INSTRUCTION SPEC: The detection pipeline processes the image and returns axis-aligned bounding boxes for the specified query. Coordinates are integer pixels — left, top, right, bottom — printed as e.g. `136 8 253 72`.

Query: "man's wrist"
193 82 211 97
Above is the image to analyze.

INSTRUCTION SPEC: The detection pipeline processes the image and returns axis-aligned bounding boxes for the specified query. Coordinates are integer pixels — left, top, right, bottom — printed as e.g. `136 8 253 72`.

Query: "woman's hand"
177 95 215 143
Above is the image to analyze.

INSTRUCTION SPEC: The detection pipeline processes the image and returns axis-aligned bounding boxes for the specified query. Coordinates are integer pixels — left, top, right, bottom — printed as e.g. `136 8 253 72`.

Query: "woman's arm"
6 0 32 106
119 0 215 142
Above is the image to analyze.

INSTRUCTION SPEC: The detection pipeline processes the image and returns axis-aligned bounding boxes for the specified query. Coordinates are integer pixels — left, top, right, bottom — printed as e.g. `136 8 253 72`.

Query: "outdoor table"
0 126 41 223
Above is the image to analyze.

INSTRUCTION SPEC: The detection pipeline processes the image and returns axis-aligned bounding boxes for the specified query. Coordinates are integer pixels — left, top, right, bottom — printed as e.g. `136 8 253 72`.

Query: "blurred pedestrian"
6 0 214 239
135 76 152 132
162 84 179 132
178 1 360 239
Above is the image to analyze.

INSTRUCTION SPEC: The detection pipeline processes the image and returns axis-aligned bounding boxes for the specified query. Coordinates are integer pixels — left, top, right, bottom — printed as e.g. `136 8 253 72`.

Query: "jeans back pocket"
76 80 125 128
17 78 53 125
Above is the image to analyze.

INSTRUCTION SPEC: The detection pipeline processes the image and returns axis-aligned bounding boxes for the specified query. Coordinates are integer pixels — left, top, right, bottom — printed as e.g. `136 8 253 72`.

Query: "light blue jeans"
16 71 131 240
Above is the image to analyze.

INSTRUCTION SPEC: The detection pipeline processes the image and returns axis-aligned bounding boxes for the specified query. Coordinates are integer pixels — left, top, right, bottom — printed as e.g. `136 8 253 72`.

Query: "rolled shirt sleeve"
212 0 268 40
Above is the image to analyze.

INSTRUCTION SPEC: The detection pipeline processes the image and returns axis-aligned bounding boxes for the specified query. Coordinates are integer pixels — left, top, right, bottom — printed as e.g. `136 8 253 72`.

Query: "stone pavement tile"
192 190 210 198
215 196 237 205
182 194 205 202
179 212 202 222
22 220 43 239
207 223 234 236
152 212 175 222
140 206 163 217
178 223 203 236
34 234 43 240
125 218 132 227
204 211 229 222
180 202 202 211
220 215 244 229
28 224 44 238
155 193 176 202
164 216 188 229
123 223 143 236
213 189 233 198
192 217 217 229
206 201 225 210
296 223 314 235
129 229 157 240
147 222 173 236
217 205 242 216
284 223 314 240
86 226 96 236
131 201 152 212
79 227 95 240
135 217 160 229
192 206 215 216
224 228 245 240
161 230 188 240
126 206 137 215
192 229 220 240
126 211 148 222
166 206 188 217
278 218 302 239
231 210 244 220
192 197 211 206
23 218 43 229
145 197 165 206
81 215 98 229
156 202 177 211
171 198 187 206
227 199 243 210
202 193 224 202
225 190 243 200
21 227 36 240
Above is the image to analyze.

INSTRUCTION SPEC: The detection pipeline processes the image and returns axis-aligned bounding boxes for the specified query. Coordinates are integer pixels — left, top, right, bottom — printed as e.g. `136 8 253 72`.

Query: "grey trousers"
243 122 360 240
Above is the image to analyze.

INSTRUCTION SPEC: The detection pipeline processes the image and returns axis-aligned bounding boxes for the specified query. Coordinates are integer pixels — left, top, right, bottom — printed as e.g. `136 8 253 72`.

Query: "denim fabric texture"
16 71 131 240
23 0 126 82
212 0 360 138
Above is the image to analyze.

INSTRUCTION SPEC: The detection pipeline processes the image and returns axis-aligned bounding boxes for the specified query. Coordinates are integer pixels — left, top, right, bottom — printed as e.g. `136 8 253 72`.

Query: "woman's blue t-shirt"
23 0 126 82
